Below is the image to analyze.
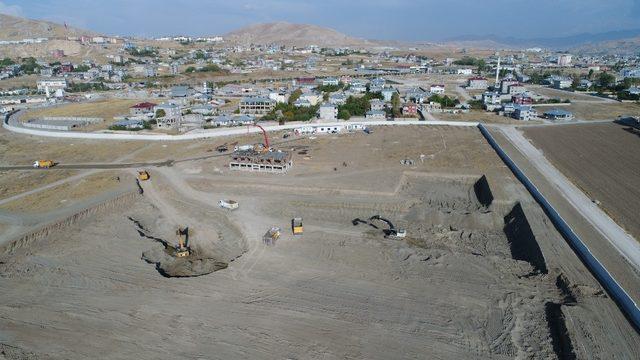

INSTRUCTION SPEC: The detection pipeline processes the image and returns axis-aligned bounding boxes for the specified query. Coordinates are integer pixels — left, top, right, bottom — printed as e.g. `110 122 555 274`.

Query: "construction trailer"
218 199 239 210
292 217 303 235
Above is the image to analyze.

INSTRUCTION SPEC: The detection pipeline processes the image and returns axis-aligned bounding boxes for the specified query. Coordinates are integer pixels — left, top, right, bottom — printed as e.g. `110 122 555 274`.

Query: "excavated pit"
141 247 228 278
129 217 230 278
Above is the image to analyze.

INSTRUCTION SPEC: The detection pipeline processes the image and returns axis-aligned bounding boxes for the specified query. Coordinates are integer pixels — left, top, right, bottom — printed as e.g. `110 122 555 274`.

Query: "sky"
1 0 640 41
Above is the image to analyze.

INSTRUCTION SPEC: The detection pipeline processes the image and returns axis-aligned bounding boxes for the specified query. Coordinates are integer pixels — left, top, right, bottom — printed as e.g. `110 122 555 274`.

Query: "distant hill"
445 28 640 51
0 13 98 40
570 36 640 56
225 22 371 47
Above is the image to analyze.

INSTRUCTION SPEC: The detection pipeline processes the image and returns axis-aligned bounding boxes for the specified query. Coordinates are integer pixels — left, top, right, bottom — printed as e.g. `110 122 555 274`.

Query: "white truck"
218 199 239 210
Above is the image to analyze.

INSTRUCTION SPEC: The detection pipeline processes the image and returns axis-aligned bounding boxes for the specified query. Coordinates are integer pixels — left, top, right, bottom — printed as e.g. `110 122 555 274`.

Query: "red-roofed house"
129 102 157 116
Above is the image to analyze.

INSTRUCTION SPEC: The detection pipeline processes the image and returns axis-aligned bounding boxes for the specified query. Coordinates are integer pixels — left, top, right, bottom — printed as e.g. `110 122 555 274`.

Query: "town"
0 6 639 360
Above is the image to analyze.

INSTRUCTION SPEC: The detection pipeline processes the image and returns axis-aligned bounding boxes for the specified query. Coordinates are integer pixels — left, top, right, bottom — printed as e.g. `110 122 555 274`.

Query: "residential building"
557 54 572 67
512 105 536 121
457 68 473 75
430 84 445 95
321 77 339 86
508 84 526 95
294 99 312 108
299 93 322 106
512 94 533 105
329 92 347 105
381 88 398 102
294 77 316 87
37 78 67 92
318 104 338 120
112 119 145 129
239 96 276 115
369 99 385 111
129 102 157 116
621 68 640 79
544 109 574 121
154 102 182 119
402 102 418 116
269 92 289 104
500 79 519 94
405 88 429 103
171 86 189 98
553 78 572 89
365 110 386 120
467 77 488 90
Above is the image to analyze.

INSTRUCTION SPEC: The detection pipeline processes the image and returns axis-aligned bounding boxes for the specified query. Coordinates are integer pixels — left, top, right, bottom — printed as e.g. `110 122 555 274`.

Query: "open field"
437 111 543 124
564 101 640 120
0 171 126 213
523 122 640 240
0 125 638 359
23 98 143 129
0 169 77 199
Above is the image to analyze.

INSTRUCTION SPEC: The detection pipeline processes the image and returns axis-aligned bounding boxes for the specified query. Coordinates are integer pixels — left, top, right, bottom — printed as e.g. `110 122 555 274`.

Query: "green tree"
597 72 616 89
0 57 14 66
288 88 303 105
155 109 166 118
338 109 351 120
476 59 487 74
391 92 401 117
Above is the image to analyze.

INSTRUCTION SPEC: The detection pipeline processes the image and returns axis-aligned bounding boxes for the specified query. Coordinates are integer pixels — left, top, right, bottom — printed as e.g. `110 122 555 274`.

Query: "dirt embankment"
1 192 139 255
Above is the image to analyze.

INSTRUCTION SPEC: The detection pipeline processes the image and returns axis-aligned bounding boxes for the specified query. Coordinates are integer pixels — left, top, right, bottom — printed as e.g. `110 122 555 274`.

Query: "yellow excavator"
175 227 191 257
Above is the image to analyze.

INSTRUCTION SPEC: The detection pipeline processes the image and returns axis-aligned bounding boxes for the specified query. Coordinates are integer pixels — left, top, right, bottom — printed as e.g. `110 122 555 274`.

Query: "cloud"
0 1 23 16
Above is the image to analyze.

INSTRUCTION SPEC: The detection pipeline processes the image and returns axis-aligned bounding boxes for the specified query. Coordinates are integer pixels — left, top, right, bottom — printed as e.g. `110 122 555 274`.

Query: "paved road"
495 125 640 271
4 110 478 141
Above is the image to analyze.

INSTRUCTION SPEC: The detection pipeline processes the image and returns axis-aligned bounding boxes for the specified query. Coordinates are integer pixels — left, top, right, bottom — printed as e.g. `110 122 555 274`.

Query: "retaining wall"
478 123 640 330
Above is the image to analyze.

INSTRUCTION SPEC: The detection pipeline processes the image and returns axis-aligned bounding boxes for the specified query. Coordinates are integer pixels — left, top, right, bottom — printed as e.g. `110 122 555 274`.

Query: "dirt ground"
523 122 640 240
0 126 638 359
0 171 126 213
22 98 144 129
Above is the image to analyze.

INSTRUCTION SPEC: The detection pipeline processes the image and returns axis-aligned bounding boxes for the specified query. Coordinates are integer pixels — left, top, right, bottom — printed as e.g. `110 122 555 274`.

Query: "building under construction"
230 149 292 173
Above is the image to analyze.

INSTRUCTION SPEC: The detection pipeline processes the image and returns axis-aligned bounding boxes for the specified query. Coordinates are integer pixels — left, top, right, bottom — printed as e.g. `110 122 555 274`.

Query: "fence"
477 123 640 330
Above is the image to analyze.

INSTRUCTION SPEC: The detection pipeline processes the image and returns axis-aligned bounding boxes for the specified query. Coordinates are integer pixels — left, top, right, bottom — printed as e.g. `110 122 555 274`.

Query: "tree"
338 109 351 120
0 57 14 66
288 88 303 105
391 92 401 117
570 74 580 90
588 69 594 80
597 72 616 89
155 109 166 118
185 66 196 73
476 59 487 74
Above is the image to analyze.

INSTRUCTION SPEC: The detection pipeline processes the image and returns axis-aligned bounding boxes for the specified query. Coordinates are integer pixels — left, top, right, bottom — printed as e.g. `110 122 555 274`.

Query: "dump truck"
33 160 55 168
218 199 239 210
292 217 303 235
138 170 150 181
